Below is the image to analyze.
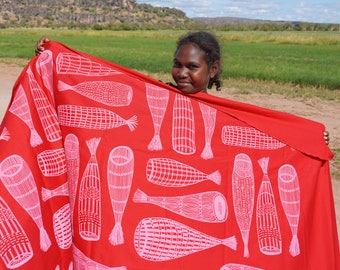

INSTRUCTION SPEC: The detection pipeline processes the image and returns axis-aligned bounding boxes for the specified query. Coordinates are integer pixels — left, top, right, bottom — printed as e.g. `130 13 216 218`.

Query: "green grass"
223 41 340 89
0 28 339 90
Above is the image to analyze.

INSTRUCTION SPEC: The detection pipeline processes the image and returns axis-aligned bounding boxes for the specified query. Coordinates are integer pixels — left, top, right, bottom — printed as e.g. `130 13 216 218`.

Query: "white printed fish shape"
0 196 33 269
146 83 169 151
232 153 255 257
0 155 51 251
220 263 264 270
134 217 237 261
58 104 138 131
146 157 221 187
221 125 286 150
199 102 217 160
133 189 228 223
56 52 122 76
78 137 102 241
0 127 10 141
256 157 282 255
58 80 133 107
27 67 62 142
9 84 43 147
64 133 80 232
278 164 300 257
107 146 134 246
36 50 54 103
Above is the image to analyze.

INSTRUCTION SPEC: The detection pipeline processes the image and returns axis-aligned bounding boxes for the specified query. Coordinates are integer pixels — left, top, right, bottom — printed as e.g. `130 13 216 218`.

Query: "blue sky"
136 0 339 24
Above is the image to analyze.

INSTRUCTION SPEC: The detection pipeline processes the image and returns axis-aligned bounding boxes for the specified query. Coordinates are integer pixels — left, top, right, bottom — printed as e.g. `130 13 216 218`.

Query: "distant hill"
192 17 277 25
192 16 339 31
0 0 189 28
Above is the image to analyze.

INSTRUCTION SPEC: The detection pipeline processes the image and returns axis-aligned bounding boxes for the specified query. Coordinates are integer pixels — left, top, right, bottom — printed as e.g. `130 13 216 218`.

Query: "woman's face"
172 44 217 94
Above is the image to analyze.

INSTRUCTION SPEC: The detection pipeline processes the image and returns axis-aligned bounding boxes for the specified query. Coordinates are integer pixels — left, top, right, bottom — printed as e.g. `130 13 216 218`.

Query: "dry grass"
0 57 30 66
218 31 340 45
219 78 339 101
142 70 340 101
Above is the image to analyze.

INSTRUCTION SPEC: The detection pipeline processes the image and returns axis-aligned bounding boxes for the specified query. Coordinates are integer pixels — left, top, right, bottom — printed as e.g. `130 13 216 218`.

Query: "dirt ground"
0 61 339 239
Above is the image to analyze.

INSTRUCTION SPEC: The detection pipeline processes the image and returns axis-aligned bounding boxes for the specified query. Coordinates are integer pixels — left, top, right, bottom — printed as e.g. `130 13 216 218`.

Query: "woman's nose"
178 67 188 78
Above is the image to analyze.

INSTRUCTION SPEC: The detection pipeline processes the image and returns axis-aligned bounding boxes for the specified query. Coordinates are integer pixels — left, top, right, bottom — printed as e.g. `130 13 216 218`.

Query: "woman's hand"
324 131 330 145
35 36 50 55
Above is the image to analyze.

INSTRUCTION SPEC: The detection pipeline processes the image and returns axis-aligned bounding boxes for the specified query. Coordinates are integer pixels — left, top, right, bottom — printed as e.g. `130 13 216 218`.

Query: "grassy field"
0 28 339 93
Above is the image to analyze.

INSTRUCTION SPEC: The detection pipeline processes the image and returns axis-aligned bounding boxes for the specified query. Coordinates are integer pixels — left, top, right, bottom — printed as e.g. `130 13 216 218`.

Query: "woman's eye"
173 62 181 68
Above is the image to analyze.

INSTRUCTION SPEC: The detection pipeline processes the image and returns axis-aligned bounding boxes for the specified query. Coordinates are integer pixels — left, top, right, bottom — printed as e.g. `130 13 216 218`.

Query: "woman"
168 31 222 93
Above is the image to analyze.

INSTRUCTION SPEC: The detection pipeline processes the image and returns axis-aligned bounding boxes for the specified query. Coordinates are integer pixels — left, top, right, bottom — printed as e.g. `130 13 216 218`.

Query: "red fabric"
0 41 338 270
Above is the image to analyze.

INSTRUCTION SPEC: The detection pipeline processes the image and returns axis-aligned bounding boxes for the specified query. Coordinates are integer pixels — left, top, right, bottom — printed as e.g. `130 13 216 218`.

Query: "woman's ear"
210 61 220 78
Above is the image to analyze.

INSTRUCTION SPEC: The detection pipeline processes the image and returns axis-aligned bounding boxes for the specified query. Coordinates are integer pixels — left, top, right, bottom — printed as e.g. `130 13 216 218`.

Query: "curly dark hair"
175 31 222 91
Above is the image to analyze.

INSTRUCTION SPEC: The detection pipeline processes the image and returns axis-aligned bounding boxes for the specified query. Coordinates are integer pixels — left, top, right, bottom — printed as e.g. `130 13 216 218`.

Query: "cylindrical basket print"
53 204 72 250
0 154 51 252
0 197 33 269
172 94 196 155
134 217 236 261
133 189 227 223
107 146 134 246
58 80 133 107
146 83 169 151
146 158 221 187
256 157 282 255
221 125 286 150
64 133 80 232
36 50 54 103
232 153 255 258
27 67 62 143
198 102 217 160
56 52 122 76
9 85 43 147
78 138 102 241
278 164 300 257
37 148 67 177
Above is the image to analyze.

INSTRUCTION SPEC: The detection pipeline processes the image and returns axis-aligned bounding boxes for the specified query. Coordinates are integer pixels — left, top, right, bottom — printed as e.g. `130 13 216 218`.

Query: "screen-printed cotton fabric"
0 41 338 270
